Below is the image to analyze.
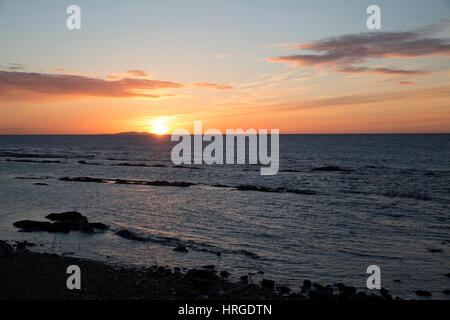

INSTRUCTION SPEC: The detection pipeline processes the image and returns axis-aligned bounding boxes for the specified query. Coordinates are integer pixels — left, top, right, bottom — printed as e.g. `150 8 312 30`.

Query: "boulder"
261 279 275 290
173 245 188 253
415 290 432 297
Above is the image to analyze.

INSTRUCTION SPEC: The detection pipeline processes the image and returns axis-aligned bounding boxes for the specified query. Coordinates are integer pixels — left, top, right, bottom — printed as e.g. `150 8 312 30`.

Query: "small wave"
115 229 260 259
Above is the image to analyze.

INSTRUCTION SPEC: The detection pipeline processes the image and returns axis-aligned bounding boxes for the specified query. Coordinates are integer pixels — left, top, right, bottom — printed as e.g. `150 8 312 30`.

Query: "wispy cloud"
0 70 233 100
267 21 450 76
267 85 450 111
191 82 233 90
107 69 152 80
215 53 230 59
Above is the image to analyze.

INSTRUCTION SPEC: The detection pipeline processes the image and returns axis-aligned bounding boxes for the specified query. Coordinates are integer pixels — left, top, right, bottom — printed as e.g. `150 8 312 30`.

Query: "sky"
0 0 449 134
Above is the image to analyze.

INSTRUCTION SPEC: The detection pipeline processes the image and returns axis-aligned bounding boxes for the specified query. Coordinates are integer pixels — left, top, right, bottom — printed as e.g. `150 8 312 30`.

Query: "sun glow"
150 117 170 135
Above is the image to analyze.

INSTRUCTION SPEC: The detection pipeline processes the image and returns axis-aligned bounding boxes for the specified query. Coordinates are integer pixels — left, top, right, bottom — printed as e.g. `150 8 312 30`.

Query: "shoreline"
0 240 399 300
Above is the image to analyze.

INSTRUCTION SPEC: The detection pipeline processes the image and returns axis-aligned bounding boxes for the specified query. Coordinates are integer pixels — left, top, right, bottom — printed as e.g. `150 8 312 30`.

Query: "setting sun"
150 117 170 135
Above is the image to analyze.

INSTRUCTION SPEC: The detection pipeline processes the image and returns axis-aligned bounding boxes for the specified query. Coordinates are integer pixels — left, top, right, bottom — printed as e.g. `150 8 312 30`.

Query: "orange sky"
0 2 449 134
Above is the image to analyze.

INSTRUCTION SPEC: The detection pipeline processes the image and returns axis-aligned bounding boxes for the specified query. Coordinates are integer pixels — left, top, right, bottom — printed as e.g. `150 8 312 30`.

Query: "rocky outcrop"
115 229 147 241
13 211 108 234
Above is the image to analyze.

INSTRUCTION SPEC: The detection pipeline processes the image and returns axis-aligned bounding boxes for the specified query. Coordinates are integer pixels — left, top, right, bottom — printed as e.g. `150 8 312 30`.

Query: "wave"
115 228 260 259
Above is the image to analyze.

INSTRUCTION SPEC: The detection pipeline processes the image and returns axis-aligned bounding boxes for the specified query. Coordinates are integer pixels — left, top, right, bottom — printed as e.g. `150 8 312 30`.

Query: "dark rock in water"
115 229 147 241
393 279 401 283
235 184 316 195
34 183 48 186
240 275 249 283
239 249 259 259
145 180 195 187
46 211 94 233
5 159 62 164
415 290 432 297
46 211 87 223
13 220 59 233
116 162 150 167
78 160 100 165
14 212 108 234
173 245 188 253
90 222 109 230
261 279 275 289
59 177 104 183
257 271 264 274
173 165 202 170
445 273 450 278
311 166 352 172
443 289 450 295
0 240 13 258
427 248 443 253
220 271 230 278
114 179 133 184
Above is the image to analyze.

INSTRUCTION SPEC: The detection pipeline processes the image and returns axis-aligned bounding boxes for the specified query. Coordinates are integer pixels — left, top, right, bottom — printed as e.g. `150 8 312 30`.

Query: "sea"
0 134 449 299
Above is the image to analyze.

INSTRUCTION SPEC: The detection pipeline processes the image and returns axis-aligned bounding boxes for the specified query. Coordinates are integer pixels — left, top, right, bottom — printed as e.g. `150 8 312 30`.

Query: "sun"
150 117 170 135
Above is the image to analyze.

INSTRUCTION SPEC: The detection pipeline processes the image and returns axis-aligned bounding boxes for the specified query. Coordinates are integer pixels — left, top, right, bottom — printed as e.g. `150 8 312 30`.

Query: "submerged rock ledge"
58 176 317 195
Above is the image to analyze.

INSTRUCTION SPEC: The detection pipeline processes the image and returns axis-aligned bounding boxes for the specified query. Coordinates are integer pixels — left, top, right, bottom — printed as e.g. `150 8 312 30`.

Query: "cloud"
191 82 234 90
0 71 233 100
215 54 230 59
336 66 427 76
2 63 26 71
53 69 68 73
107 69 151 80
267 21 450 76
269 85 450 111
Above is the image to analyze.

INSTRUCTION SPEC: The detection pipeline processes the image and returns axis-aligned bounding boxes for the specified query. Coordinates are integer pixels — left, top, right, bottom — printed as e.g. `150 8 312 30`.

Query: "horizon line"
0 132 449 136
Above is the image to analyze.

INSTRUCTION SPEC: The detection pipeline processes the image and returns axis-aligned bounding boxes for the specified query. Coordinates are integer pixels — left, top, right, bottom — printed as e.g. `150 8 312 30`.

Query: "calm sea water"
0 134 449 299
